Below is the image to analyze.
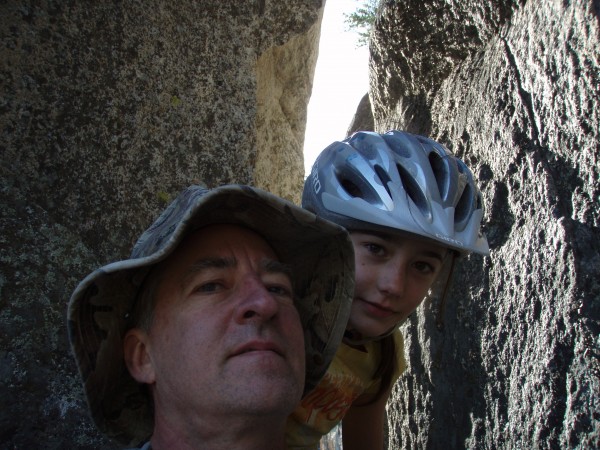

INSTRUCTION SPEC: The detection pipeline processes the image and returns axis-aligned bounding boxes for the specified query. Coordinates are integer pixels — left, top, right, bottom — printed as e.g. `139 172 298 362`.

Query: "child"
286 130 489 449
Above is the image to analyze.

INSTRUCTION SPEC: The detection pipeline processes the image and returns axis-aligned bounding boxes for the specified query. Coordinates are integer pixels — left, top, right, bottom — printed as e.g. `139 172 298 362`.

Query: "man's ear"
123 328 156 385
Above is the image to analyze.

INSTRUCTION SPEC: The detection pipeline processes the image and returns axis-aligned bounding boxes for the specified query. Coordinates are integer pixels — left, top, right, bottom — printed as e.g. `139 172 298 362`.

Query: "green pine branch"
343 0 380 47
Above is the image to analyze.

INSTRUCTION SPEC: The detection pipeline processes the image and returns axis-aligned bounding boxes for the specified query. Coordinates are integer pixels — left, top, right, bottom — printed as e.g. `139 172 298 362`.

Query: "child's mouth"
358 297 397 318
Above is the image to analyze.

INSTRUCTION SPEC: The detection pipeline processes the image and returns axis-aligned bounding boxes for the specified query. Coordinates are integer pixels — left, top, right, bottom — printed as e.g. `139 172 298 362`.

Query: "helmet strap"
435 252 458 330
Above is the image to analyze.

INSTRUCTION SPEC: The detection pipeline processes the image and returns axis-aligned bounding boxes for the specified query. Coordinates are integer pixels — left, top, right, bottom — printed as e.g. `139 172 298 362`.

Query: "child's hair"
371 335 397 403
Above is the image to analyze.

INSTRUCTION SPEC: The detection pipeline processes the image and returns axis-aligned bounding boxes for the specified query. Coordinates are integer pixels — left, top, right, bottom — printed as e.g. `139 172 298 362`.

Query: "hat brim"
68 185 354 446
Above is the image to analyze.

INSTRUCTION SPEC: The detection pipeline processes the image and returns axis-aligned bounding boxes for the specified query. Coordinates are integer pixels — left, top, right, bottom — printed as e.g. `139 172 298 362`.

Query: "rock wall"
255 14 323 198
0 1 323 447
368 0 599 448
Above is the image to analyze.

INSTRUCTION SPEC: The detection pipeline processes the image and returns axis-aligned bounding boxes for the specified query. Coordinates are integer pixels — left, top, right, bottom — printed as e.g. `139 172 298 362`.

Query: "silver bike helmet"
302 130 489 256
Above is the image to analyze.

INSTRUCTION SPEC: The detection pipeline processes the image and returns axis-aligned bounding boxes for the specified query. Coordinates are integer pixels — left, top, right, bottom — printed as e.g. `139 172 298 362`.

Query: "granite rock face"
0 1 322 447
347 93 375 136
369 0 599 448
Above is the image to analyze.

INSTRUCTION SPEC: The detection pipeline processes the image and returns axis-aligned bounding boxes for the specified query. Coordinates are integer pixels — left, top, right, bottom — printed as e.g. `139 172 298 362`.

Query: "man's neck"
150 410 288 450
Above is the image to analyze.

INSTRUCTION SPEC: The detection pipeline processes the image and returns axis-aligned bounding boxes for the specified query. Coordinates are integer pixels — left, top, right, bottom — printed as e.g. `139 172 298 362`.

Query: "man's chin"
224 376 303 414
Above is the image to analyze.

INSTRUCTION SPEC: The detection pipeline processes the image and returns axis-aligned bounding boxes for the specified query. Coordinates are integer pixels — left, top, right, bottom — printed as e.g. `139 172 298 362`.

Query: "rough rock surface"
255 13 323 198
347 92 375 136
368 0 599 448
0 1 323 448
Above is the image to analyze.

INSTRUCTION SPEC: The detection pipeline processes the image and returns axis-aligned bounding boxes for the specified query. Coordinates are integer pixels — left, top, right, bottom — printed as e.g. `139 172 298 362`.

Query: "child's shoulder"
391 330 407 377
392 329 405 348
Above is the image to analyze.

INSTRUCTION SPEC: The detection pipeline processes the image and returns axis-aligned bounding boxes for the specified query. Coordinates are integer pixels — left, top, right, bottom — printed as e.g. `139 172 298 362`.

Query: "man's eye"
194 282 223 293
267 285 293 298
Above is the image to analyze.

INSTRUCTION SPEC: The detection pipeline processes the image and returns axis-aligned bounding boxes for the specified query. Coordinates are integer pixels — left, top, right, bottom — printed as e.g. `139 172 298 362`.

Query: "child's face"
347 231 448 338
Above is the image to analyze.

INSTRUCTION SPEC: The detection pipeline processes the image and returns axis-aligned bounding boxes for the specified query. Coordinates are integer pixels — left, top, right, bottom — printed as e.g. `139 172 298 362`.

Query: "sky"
303 0 370 176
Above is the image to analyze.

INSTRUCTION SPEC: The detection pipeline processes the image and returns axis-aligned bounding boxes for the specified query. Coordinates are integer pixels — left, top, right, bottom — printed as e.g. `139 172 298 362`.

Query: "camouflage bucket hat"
67 184 354 446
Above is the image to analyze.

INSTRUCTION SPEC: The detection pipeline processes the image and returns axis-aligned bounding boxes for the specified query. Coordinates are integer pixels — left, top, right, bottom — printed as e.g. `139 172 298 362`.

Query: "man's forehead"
186 255 287 270
180 225 292 273
188 223 279 256
153 224 281 281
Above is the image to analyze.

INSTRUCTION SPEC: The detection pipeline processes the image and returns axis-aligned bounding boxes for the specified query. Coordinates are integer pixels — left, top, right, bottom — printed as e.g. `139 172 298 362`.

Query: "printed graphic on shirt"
294 361 368 431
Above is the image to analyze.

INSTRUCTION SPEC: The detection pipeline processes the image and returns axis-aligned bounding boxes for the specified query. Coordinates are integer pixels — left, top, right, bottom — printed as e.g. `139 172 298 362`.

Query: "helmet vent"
454 183 474 228
340 178 363 198
374 165 392 198
397 164 431 219
428 152 449 199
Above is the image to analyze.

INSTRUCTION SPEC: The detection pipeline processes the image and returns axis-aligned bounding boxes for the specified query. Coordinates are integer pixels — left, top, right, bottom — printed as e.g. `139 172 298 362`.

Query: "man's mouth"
231 340 284 357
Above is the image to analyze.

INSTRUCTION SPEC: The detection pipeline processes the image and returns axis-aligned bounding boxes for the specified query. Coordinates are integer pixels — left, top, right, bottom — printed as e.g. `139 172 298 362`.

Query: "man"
68 185 354 449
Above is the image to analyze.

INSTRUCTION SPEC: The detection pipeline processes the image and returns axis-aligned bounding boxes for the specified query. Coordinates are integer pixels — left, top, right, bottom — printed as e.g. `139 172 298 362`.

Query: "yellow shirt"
286 330 406 449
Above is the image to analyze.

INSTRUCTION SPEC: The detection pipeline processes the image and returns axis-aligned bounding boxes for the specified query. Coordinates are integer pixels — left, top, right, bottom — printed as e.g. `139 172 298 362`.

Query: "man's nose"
234 275 279 323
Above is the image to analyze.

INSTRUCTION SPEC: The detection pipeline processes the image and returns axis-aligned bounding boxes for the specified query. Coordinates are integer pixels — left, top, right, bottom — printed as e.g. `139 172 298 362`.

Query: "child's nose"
378 260 406 298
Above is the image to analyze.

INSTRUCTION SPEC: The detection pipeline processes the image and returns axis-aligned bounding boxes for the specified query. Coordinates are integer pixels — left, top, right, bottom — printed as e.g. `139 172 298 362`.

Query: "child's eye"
413 261 436 274
365 242 385 256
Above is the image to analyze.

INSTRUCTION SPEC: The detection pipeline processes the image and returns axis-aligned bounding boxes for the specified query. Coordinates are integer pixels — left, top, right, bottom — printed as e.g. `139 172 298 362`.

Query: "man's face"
136 224 305 421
